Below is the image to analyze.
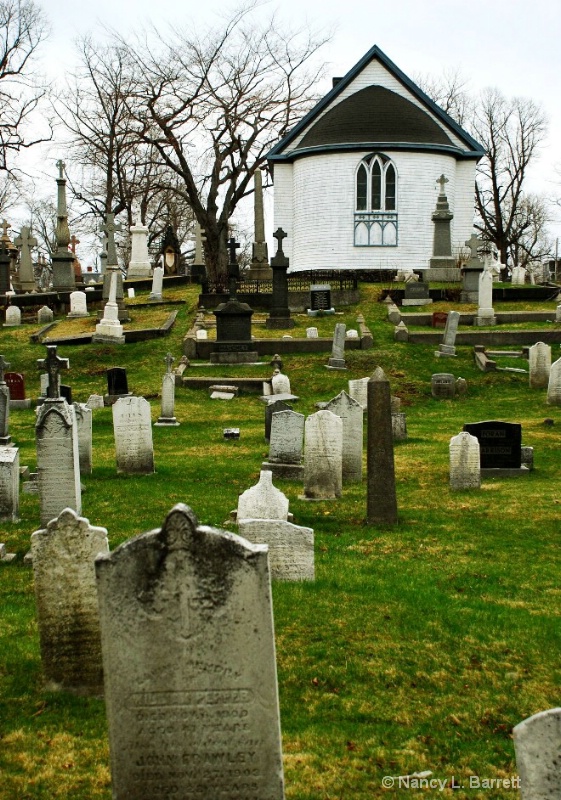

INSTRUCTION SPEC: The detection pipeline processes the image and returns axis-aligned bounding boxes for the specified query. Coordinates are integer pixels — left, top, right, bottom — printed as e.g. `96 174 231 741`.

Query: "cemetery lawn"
1 282 561 798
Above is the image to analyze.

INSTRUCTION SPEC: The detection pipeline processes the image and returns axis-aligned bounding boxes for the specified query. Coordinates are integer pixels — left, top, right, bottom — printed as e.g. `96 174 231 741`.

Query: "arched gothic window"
354 155 398 246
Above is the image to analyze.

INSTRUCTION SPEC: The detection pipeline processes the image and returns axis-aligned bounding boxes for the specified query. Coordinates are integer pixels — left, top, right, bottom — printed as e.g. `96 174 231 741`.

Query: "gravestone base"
92 330 125 345
327 358 347 370
481 466 530 478
435 345 457 357
262 460 304 480
0 435 12 446
9 399 32 409
68 311 90 319
127 264 152 279
402 298 433 307
265 316 295 329
103 393 132 406
154 415 180 427
474 312 497 326
96 306 130 323
307 308 335 317
210 346 259 364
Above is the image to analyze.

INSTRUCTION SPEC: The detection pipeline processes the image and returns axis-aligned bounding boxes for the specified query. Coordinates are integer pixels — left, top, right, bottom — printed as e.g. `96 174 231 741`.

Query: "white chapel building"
267 45 484 274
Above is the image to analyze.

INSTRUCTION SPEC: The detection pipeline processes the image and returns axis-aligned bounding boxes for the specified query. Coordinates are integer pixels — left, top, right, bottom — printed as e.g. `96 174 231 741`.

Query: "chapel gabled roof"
267 45 484 163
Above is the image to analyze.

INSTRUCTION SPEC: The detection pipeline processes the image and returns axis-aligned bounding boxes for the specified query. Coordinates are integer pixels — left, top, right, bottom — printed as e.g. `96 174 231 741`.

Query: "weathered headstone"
95 504 285 800
237 470 289 521
155 353 180 426
37 305 54 325
306 327 319 338
14 225 38 292
73 403 93 474
4 306 21 326
5 371 24 401
463 420 522 470
529 342 551 389
431 373 457 399
68 291 89 318
265 398 292 442
271 370 290 395
432 311 448 328
37 345 69 400
449 432 480 490
348 377 369 411
31 508 109 695
0 354 11 445
325 390 363 482
262 410 305 479
86 394 104 410
36 400 81 525
302 410 343 499
392 413 408 441
0 446 19 520
238 519 314 581
546 356 561 404
112 396 155 474
513 708 561 800
435 310 460 357
402 281 432 306
474 268 496 326
367 368 398 525
127 221 152 278
327 323 347 369
511 265 526 285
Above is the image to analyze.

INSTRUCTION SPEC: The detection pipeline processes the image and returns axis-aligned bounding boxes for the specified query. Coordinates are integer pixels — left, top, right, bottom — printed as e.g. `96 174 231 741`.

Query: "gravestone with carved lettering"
302 410 343 499
73 403 93 474
5 371 28 409
262 409 305 479
31 508 108 695
271 370 290 396
4 306 21 326
348 377 369 411
238 518 314 581
463 420 522 470
0 446 19 521
36 400 81 525
265 398 292 442
327 323 347 369
237 470 289 522
528 342 551 389
95 503 285 800
325 390 363 482
449 431 480 490
435 310 460 357
113 397 154 474
308 284 334 316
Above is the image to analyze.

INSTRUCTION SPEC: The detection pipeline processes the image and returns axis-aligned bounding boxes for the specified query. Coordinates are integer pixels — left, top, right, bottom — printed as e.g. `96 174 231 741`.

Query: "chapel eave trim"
267 141 484 163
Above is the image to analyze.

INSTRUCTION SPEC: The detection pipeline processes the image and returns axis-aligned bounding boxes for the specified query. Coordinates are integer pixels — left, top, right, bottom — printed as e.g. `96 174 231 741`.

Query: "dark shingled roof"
298 86 454 150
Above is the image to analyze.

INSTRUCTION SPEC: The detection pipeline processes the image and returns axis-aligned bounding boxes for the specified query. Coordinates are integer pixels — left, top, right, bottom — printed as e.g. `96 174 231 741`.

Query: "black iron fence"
205 270 358 294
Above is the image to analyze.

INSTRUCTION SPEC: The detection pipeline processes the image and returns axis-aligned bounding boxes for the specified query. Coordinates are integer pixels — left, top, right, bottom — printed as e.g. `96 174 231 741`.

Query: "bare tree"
472 88 548 270
0 0 51 173
414 67 472 127
116 5 330 283
507 193 552 269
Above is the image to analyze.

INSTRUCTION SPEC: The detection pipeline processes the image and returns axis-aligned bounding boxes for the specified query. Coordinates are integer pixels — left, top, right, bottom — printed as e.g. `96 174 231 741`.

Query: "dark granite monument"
51 160 76 292
308 284 334 315
0 238 11 294
211 237 258 364
106 367 129 399
266 228 294 329
463 420 522 470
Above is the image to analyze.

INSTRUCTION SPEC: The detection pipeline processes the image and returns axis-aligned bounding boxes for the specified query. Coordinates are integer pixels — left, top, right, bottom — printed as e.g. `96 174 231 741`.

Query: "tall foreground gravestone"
95 504 285 800
367 368 397 525
31 508 109 695
302 410 343 499
513 708 561 799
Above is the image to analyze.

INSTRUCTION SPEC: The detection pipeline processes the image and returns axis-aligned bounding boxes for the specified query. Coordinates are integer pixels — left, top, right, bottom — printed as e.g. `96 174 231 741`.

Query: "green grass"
1 283 561 798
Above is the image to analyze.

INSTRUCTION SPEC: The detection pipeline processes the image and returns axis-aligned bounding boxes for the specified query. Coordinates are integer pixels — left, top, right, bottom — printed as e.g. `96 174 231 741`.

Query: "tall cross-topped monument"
100 213 122 269
37 345 69 400
14 226 38 293
428 173 455 279
51 160 76 291
460 233 485 303
266 227 294 329
436 174 449 195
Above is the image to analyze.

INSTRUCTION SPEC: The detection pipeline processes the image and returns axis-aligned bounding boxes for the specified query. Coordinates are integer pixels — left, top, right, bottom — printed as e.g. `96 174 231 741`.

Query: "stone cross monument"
51 160 76 291
14 226 38 293
266 228 293 329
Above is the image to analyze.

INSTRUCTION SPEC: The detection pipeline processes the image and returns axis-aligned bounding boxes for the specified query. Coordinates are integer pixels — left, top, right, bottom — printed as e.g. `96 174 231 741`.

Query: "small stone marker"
546 356 561 405
31 508 109 695
529 342 551 389
327 323 347 369
431 373 457 399
325 390 363 482
127 287 135 299
0 542 16 562
95 504 285 800
402 281 432 306
68 291 89 318
346 329 359 339
223 427 240 439
73 403 93 474
449 432 480 490
513 707 561 799
392 413 408 441
306 327 319 338
435 310 460 357
367 368 397 525
0 446 19 520
432 311 448 328
387 303 401 325
196 329 208 340
112 397 155 474
149 264 164 301
237 470 289 521
302 410 343 499
37 305 54 325
271 371 291 395
4 306 21 326
5 372 25 402
155 352 180 426
238 519 314 581
86 394 104 410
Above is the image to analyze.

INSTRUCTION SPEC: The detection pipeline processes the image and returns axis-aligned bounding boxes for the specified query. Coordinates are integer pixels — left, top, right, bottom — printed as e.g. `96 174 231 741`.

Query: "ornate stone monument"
266 228 294 329
155 353 180 426
428 174 458 280
14 225 38 293
127 220 152 278
51 160 76 292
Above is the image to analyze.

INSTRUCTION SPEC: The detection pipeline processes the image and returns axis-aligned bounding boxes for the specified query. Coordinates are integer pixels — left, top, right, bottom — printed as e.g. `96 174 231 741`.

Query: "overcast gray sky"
36 0 561 245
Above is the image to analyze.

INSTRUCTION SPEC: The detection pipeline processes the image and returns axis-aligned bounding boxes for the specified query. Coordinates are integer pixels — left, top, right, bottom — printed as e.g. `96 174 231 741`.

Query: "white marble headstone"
237 470 289 521
528 342 551 389
0 445 19 521
112 396 155 474
348 377 369 411
68 291 89 317
325 390 363 482
513 708 561 799
449 431 480 490
271 371 291 395
306 327 318 338
303 410 343 499
547 357 561 405
4 306 21 326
